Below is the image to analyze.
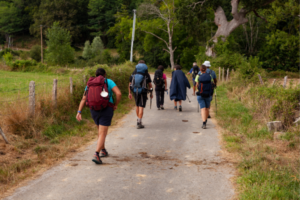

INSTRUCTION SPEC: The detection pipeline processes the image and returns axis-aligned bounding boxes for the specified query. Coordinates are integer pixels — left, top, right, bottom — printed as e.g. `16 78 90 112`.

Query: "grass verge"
215 84 300 199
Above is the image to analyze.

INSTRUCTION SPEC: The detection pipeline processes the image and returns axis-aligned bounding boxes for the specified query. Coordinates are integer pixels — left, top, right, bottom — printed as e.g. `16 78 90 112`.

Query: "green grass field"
0 70 73 102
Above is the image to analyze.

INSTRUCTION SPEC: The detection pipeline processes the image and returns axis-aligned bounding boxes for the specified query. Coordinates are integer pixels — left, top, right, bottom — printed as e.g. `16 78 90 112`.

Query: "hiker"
76 68 122 164
187 62 200 96
170 65 191 112
153 65 167 110
201 61 217 118
128 60 153 129
196 65 212 129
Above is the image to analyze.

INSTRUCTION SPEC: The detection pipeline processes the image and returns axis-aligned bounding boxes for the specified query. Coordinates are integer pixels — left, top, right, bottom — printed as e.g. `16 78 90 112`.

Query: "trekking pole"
215 89 217 115
197 101 199 113
186 94 191 103
148 88 153 109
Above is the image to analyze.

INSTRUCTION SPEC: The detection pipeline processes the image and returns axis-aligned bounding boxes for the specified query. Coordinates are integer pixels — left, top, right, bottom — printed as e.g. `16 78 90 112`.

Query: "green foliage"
102 49 112 64
82 41 93 60
19 51 30 60
3 52 13 65
258 30 299 72
30 0 89 40
91 36 104 56
45 22 75 65
30 45 41 62
0 2 22 34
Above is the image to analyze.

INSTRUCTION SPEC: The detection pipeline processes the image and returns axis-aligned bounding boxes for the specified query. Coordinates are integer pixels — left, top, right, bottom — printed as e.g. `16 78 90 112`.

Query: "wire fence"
0 76 84 141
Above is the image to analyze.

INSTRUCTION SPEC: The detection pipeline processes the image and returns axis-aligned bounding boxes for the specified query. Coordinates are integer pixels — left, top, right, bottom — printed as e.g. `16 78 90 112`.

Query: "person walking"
196 65 212 129
170 65 191 112
76 68 122 164
153 65 167 110
128 60 153 129
187 62 200 96
202 61 217 118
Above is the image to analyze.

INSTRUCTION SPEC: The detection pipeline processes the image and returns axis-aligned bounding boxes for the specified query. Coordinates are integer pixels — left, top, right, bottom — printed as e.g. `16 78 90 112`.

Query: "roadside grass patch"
216 85 300 199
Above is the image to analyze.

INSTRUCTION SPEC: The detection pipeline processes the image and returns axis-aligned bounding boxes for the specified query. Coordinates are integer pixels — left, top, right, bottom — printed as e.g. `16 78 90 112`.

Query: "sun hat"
203 61 211 67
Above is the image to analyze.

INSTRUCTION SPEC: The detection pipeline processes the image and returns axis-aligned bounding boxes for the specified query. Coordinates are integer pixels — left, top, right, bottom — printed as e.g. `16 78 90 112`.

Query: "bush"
30 45 41 62
0 48 19 57
82 41 93 60
19 51 30 60
82 36 104 60
3 52 13 66
91 36 104 56
102 49 111 64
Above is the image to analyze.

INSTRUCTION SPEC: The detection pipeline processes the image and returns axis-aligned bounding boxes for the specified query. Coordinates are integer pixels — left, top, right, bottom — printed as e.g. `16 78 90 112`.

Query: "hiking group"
76 60 217 164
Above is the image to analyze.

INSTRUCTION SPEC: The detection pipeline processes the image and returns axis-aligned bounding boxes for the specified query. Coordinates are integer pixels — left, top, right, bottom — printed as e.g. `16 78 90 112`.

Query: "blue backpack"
131 63 148 94
197 73 212 98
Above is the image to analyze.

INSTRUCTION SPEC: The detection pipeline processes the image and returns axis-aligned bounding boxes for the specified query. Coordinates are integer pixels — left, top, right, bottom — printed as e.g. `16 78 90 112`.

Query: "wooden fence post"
283 76 288 88
219 67 221 81
258 74 264 85
83 75 86 84
272 79 276 86
226 68 229 81
52 79 57 108
69 77 73 94
222 68 225 82
0 126 9 144
29 81 35 117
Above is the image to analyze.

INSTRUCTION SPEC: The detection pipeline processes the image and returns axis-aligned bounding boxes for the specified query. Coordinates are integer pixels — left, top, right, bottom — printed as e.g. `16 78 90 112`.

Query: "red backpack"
86 76 110 110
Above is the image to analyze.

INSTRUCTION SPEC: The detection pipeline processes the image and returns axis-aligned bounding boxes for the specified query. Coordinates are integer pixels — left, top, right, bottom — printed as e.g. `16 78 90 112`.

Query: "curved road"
5 78 235 200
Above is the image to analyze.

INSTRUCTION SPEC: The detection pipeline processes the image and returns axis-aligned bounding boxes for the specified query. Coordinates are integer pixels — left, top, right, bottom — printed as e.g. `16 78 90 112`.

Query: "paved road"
5 78 235 200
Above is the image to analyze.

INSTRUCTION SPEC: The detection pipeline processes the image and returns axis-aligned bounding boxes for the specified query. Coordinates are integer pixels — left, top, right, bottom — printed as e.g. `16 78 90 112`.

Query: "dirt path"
4 78 235 200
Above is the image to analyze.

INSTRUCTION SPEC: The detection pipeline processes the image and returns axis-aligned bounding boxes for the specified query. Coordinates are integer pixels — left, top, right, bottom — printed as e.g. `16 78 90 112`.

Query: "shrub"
3 52 13 66
19 51 30 60
30 45 41 61
102 49 111 64
91 36 104 56
82 41 93 60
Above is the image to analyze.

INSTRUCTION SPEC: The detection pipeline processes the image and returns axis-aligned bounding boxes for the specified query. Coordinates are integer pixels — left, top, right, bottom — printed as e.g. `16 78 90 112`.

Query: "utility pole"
130 10 136 62
40 25 43 63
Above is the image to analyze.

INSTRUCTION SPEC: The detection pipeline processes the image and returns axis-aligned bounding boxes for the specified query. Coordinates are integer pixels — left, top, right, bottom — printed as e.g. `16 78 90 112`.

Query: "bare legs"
201 108 209 122
136 106 144 119
174 100 182 107
96 125 109 152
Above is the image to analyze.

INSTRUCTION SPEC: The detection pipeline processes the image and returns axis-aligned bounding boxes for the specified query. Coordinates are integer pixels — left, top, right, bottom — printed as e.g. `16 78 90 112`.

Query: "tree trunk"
169 47 175 70
205 0 248 56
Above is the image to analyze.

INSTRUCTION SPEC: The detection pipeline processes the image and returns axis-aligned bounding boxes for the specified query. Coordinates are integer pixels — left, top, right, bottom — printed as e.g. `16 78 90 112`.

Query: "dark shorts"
192 79 196 86
90 107 114 126
197 96 211 109
133 93 148 108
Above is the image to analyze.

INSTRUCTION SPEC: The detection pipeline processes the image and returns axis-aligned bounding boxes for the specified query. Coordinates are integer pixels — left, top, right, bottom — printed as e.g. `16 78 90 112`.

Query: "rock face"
267 121 283 132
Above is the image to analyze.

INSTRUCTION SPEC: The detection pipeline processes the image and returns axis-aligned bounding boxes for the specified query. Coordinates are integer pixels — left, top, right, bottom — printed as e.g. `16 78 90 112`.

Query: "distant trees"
82 36 104 59
45 22 75 65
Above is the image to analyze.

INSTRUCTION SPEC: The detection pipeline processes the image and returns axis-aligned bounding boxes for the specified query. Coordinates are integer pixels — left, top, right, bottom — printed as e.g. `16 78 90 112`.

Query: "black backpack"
192 65 199 79
153 70 164 89
197 73 212 98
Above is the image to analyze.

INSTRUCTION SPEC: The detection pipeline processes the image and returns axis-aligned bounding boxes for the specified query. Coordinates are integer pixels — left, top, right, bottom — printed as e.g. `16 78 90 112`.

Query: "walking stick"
215 90 217 115
186 94 191 103
197 101 199 113
149 88 153 109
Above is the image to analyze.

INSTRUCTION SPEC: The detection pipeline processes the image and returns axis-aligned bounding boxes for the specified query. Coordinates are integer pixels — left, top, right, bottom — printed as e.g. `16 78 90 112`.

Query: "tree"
188 0 285 56
0 2 22 47
91 36 104 56
138 0 178 69
45 22 75 65
82 41 93 60
30 0 89 40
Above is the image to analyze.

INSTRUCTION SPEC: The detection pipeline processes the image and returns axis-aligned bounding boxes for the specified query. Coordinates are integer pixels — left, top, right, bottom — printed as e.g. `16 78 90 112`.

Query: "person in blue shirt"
76 68 122 164
202 61 217 118
187 62 200 96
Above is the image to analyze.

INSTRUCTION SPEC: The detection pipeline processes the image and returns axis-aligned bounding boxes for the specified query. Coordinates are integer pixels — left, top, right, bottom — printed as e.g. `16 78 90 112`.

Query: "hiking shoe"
160 106 164 110
92 154 102 164
179 106 182 112
158 107 161 110
202 124 206 129
174 106 177 110
100 149 108 157
208 115 211 118
137 123 145 129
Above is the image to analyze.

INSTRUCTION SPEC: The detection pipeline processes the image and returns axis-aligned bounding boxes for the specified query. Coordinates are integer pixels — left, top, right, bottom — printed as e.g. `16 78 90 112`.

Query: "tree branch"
187 0 207 10
253 10 268 23
163 48 170 53
141 30 169 47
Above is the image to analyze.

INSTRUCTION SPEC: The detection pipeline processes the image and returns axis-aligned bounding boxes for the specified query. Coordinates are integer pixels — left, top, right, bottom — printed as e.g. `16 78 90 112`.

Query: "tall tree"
188 0 285 56
30 0 89 40
138 0 178 69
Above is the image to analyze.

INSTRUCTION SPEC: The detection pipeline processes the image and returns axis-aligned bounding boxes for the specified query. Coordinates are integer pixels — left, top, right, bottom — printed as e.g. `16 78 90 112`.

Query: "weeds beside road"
215 78 300 199
0 62 135 197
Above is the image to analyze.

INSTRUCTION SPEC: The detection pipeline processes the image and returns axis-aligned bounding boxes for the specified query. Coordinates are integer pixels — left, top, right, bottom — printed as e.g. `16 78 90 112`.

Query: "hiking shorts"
90 107 114 126
133 93 148 108
197 96 211 109
192 79 196 86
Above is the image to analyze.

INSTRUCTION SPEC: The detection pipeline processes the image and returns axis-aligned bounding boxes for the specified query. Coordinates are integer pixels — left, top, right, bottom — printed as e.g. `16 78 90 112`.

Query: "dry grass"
0 81 135 197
